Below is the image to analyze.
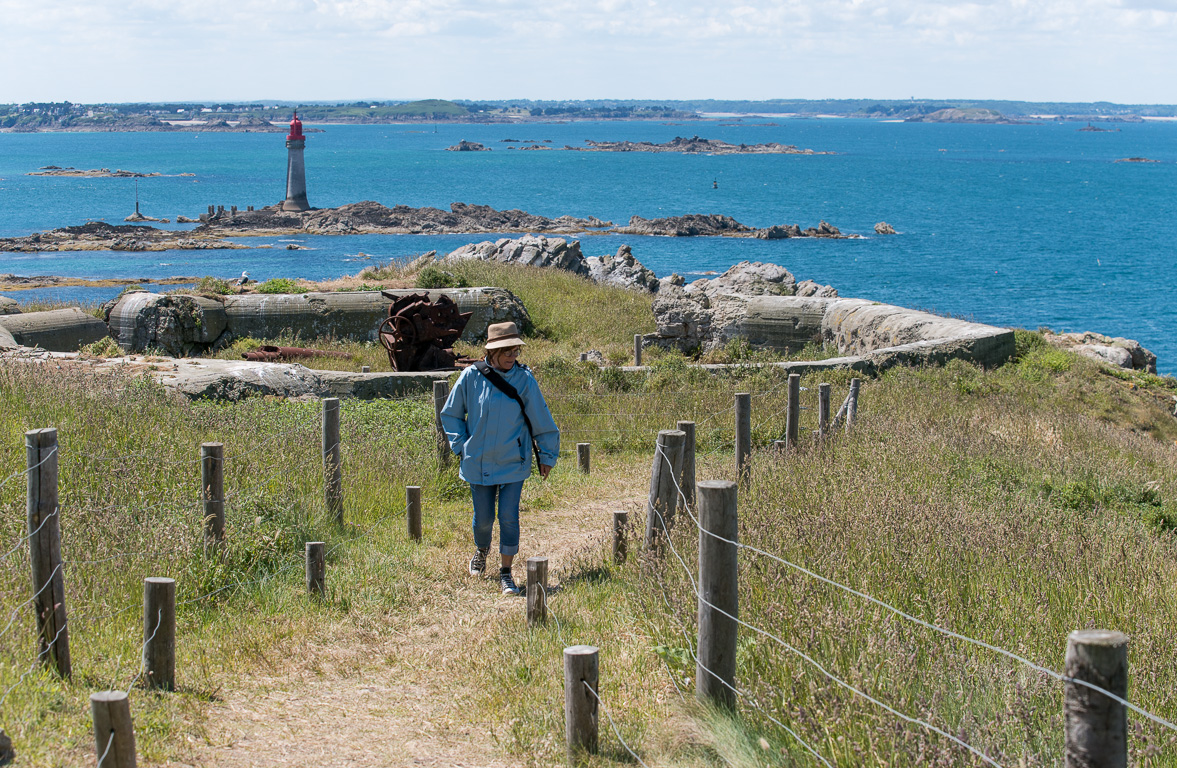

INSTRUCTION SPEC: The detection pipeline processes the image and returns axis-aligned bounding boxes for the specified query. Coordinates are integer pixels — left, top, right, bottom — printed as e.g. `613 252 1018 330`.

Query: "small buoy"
712 179 718 189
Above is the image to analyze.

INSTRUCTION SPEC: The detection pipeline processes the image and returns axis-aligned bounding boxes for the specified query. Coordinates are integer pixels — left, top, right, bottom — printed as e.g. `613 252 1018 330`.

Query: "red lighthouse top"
287 111 304 141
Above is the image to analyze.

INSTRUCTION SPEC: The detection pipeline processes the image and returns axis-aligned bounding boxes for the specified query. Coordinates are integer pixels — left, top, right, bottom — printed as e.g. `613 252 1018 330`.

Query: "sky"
2 0 1175 104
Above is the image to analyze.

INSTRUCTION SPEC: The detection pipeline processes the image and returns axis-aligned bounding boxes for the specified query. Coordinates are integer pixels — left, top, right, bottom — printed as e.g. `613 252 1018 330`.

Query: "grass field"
3 264 1177 766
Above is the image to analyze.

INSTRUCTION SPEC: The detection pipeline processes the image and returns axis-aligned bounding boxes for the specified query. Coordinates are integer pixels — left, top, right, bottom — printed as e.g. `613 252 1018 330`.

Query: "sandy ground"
179 495 638 768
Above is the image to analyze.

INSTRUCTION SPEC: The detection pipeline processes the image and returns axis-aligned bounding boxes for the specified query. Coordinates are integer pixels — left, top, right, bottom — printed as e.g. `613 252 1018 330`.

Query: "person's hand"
539 464 552 479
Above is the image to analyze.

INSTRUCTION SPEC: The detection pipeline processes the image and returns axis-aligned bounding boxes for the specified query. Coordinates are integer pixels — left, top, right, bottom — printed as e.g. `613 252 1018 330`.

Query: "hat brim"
485 336 525 350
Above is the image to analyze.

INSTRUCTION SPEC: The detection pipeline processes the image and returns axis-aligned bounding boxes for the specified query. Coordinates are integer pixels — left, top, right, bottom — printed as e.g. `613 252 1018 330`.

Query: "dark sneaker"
499 570 521 595
469 548 489 576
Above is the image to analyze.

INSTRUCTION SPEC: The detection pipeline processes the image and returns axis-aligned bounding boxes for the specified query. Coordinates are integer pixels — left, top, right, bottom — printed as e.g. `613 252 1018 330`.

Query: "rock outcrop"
1043 331 1158 373
446 140 489 151
574 136 832 155
616 214 751 237
585 245 660 292
0 222 241 253
445 236 590 276
874 222 897 235
0 297 19 315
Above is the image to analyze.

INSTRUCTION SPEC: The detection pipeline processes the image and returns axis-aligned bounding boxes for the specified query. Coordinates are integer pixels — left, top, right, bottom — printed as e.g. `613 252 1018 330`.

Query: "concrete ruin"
105 288 530 357
0 308 108 352
646 293 1017 373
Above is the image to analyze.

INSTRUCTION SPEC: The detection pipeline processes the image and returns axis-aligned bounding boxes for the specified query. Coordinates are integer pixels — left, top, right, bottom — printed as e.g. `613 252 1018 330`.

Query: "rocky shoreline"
452 135 832 155
0 222 245 253
189 201 859 240
27 166 195 178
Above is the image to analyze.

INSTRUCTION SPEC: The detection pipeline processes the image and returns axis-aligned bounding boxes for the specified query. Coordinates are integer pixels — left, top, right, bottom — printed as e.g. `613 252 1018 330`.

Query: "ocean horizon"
1 118 1174 372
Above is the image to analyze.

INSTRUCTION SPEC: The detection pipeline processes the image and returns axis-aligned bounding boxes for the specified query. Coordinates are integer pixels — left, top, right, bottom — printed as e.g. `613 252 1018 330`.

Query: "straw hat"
484 322 526 350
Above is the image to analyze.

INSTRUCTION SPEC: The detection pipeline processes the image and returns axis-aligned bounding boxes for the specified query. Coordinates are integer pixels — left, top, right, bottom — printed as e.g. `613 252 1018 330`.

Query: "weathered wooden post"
199 442 224 546
564 645 599 763
697 480 738 709
645 429 686 549
360 365 370 374
142 577 175 691
322 398 343 524
433 380 451 468
577 443 590 474
1064 630 1128 768
612 510 628 565
406 486 422 542
818 383 831 436
784 373 801 450
25 428 70 678
305 541 325 598
579 352 589 363
773 440 788 453
846 378 861 433
633 334 642 366
91 691 136 767
734 393 751 485
676 420 696 509
526 556 548 627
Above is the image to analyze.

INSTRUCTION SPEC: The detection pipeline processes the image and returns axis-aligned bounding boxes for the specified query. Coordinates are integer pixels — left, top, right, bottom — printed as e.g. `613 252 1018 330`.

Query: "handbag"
473 361 543 473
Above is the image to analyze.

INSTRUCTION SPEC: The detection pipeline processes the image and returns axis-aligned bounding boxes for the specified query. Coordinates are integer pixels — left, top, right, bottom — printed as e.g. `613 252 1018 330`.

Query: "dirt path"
183 494 640 768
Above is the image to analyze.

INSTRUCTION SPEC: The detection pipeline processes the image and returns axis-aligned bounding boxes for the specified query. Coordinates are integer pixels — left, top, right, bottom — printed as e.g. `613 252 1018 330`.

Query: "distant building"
281 111 310 212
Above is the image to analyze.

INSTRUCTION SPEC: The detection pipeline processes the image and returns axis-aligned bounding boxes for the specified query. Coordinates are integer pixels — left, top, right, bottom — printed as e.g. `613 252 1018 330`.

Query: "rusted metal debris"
378 291 473 371
241 345 351 363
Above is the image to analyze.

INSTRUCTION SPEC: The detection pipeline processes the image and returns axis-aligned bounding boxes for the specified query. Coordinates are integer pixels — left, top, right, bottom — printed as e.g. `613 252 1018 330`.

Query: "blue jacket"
441 362 560 485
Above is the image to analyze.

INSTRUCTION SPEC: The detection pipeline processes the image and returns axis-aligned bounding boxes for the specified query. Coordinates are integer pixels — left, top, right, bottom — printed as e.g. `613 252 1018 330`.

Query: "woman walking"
440 322 560 595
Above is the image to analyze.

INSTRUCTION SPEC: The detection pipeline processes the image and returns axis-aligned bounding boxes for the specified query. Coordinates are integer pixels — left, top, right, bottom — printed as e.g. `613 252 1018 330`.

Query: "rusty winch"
378 291 474 371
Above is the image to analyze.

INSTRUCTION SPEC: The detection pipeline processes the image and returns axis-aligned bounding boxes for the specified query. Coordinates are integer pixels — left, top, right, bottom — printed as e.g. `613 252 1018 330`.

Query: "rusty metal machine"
378 291 473 371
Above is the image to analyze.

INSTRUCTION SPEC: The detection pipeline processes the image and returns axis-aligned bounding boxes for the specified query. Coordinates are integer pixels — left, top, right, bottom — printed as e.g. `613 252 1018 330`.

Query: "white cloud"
0 0 1173 101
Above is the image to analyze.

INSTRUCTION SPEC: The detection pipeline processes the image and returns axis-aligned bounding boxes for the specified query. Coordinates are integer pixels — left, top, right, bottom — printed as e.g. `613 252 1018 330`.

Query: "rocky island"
189 201 857 240
499 135 831 155
905 108 1021 124
27 166 185 178
0 222 245 253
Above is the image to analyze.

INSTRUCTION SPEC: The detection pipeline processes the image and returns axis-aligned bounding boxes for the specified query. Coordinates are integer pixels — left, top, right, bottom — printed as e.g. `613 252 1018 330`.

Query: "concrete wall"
0 308 109 352
107 287 531 356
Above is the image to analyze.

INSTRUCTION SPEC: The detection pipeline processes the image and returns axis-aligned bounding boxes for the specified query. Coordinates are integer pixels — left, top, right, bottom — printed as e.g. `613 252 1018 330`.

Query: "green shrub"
78 336 123 359
1012 329 1046 361
255 278 303 294
415 265 469 290
194 276 233 295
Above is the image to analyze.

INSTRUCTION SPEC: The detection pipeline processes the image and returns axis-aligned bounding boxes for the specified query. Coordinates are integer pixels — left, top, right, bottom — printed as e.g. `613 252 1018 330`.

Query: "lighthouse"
281 111 310 212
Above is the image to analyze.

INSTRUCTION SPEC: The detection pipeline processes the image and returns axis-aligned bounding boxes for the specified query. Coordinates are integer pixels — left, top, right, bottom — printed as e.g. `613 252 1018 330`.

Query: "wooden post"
577 443 590 474
407 486 422 542
676 420 696 509
645 429 686 549
579 352 588 363
735 393 751 484
633 334 642 366
564 645 599 763
526 556 548 627
696 480 738 709
90 691 136 768
322 398 343 524
142 577 175 691
25 428 70 678
305 541 325 598
199 442 224 546
784 373 801 450
612 510 628 565
1064 630 1128 768
773 440 788 453
360 365 370 373
846 378 861 434
818 383 831 435
433 380 451 468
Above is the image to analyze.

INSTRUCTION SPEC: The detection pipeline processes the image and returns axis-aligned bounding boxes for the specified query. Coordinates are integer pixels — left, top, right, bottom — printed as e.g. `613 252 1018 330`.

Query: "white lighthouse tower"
281 111 310 212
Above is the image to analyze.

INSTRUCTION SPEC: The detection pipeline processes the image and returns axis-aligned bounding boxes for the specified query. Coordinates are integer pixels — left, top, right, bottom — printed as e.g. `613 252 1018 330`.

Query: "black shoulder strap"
474 361 541 468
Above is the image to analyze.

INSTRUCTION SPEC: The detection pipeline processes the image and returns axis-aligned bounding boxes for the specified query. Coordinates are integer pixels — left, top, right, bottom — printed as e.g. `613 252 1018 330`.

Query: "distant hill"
904 108 1019 124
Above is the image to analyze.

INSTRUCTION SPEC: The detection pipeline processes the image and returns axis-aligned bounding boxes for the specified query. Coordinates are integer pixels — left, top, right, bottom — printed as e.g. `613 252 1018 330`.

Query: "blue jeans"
470 481 524 556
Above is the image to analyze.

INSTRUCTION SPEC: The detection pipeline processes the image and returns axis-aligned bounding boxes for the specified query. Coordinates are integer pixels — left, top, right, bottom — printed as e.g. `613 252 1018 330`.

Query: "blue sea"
1 119 1175 372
